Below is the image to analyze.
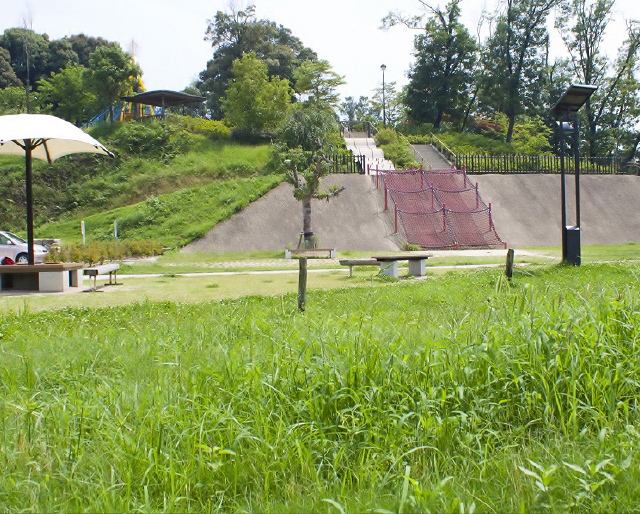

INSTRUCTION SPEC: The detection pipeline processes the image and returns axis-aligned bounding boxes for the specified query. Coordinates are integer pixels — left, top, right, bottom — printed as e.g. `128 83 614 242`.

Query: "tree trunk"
302 197 314 248
434 108 444 129
505 106 516 144
622 132 640 173
460 89 477 132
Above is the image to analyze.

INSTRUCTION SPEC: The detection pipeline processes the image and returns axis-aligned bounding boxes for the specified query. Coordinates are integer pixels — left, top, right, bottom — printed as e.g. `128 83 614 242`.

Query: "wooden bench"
83 263 120 291
0 263 83 292
372 253 433 278
339 258 379 276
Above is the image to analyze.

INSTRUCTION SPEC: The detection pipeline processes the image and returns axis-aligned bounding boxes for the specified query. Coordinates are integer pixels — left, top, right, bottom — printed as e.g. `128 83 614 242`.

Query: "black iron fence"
454 154 626 174
328 153 366 174
426 134 630 174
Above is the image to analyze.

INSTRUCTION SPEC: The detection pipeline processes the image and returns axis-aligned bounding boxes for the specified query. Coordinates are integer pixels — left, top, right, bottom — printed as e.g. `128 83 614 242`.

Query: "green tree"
86 44 142 121
199 4 316 119
293 59 344 107
0 86 28 114
0 28 50 86
478 0 560 142
271 107 344 249
0 46 20 88
371 81 405 127
340 96 373 122
64 34 111 67
37 64 97 125
388 0 477 128
222 53 292 136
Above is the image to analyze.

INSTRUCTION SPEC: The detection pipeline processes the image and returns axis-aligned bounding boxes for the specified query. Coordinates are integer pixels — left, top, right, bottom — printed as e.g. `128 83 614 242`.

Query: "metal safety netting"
380 168 506 249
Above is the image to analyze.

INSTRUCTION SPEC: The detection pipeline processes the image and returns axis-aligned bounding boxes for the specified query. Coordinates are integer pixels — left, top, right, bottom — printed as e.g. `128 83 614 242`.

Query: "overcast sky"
2 0 637 102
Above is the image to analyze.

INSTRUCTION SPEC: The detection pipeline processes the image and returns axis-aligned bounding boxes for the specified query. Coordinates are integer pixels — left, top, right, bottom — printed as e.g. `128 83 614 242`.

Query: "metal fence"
328 154 366 174
453 154 626 174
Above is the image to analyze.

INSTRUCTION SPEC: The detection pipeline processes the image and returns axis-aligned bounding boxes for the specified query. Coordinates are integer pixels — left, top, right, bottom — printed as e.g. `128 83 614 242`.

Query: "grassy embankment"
0 118 279 249
2 262 640 512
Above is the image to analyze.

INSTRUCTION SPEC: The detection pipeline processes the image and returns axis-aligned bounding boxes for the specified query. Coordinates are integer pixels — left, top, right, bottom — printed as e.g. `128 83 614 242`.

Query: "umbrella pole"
25 141 35 265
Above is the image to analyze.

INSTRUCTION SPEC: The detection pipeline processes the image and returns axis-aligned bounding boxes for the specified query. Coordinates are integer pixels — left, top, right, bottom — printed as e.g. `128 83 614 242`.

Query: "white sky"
2 0 637 102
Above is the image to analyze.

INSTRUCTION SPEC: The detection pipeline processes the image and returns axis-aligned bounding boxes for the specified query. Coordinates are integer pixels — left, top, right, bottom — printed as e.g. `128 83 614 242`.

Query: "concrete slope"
183 174 400 253
474 174 640 247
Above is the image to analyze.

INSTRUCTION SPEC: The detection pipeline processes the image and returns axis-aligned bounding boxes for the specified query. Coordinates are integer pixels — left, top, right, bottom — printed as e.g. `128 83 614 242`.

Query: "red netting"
382 168 505 249
447 208 504 247
383 170 431 191
387 189 440 213
398 211 456 248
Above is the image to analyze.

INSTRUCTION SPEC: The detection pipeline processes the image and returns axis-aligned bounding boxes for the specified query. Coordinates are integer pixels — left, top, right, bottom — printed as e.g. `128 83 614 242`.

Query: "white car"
0 231 48 264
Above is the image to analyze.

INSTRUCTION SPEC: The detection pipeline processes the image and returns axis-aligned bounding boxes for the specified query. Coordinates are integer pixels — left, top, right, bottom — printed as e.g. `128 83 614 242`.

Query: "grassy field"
2 261 640 512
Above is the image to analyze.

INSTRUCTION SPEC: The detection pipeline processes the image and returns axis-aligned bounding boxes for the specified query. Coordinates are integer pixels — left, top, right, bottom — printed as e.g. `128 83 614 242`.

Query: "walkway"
344 131 394 172
412 144 451 169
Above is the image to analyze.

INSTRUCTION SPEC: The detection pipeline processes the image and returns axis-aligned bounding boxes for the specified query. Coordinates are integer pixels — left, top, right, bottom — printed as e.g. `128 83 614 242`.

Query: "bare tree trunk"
302 197 314 248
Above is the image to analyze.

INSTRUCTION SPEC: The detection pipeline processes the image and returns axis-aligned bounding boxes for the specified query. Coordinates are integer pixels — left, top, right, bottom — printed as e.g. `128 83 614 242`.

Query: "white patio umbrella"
0 114 114 264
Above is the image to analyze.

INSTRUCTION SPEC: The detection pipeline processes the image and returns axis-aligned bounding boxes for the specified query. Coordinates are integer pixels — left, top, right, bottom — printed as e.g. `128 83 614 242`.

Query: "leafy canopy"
222 53 293 136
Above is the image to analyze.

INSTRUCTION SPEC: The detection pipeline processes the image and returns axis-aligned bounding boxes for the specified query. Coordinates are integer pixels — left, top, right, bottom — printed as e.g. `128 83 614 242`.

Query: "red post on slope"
476 182 479 209
384 186 388 211
367 164 370 175
442 203 447 231
489 202 493 230
394 205 398 233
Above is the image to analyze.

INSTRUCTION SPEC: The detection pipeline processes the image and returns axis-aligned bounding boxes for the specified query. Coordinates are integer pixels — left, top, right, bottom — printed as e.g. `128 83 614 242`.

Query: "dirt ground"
183 173 640 253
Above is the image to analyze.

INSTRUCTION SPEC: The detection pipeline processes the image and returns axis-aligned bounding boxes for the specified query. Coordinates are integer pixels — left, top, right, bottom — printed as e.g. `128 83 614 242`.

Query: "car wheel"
15 253 29 264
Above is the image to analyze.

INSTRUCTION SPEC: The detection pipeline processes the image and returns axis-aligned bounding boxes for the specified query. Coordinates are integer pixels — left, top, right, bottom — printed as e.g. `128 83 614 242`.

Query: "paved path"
412 144 451 169
345 136 394 172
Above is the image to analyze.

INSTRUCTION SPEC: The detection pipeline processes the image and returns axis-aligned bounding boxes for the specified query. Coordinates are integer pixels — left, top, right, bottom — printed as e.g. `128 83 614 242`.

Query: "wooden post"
298 257 308 311
505 248 515 278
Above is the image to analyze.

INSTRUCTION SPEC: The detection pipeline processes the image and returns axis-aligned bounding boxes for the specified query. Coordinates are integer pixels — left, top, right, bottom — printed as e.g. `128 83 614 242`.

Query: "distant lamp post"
380 64 387 128
550 84 598 266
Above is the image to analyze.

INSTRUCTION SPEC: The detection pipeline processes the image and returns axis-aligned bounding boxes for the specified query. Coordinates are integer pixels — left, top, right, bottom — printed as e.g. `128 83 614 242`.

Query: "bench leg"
379 261 399 278
408 259 426 276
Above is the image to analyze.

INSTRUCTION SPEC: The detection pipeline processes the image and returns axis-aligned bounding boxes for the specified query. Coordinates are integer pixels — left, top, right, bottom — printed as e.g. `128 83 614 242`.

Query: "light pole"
380 64 387 128
550 84 597 266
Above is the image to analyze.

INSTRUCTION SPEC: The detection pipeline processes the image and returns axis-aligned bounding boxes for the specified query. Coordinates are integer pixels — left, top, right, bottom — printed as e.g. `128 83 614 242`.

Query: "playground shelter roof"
121 90 206 108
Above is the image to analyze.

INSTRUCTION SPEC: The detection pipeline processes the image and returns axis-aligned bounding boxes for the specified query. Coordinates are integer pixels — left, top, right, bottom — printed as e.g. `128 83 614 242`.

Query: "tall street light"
550 84 597 266
380 64 387 128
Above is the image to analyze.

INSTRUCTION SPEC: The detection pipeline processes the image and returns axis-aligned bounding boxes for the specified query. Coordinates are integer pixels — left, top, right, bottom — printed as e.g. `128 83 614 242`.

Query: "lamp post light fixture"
380 64 387 128
550 84 598 266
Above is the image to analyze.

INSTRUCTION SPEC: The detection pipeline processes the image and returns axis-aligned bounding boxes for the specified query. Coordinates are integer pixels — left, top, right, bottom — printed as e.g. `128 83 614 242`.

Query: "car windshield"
5 232 26 244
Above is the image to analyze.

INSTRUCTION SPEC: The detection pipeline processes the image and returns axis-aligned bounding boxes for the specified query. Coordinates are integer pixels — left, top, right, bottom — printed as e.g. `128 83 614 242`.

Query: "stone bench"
372 253 433 278
339 258 379 276
83 263 120 291
0 262 83 292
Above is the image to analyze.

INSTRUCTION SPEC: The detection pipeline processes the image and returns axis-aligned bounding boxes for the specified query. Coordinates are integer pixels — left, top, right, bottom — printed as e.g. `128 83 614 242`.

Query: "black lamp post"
550 84 597 266
380 64 387 128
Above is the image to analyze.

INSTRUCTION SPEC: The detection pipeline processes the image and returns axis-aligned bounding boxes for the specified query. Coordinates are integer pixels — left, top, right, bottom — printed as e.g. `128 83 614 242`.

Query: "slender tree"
385 0 477 128
272 107 344 249
478 0 560 142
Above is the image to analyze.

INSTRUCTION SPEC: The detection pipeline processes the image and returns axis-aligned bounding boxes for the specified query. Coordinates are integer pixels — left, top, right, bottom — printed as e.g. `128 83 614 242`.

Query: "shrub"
45 240 163 265
109 120 193 158
374 128 399 146
174 116 231 140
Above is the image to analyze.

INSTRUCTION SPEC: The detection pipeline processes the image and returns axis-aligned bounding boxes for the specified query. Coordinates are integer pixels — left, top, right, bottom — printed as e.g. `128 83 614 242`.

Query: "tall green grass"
37 174 283 247
1 264 640 512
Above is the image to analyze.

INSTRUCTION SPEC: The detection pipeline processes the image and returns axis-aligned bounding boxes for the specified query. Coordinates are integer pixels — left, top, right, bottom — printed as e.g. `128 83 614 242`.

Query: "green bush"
174 116 231 140
45 240 163 265
374 128 399 146
109 120 193 158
